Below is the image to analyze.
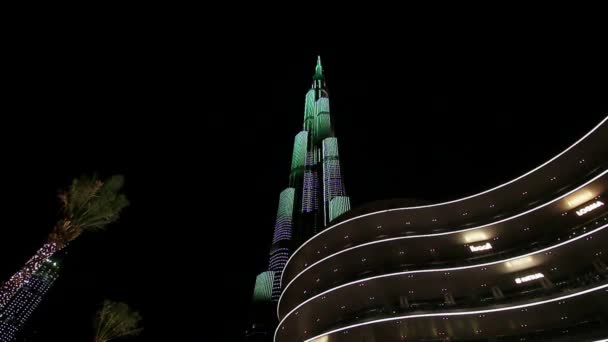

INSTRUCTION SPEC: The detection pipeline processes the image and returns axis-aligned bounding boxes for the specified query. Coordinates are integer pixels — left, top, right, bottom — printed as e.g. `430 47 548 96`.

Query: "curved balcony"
276 222 608 341
278 169 608 316
275 281 608 342
282 117 608 288
279 209 608 317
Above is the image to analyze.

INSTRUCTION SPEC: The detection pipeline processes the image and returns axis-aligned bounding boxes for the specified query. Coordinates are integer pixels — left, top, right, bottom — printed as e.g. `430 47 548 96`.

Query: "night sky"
1 20 607 341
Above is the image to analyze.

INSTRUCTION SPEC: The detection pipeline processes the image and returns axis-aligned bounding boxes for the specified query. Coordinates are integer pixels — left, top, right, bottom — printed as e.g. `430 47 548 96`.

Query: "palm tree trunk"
0 241 61 309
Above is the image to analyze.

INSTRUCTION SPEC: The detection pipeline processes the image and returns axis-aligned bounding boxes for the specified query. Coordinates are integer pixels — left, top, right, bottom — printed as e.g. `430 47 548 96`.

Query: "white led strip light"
281 116 608 290
274 221 608 342
297 282 608 342
278 169 608 316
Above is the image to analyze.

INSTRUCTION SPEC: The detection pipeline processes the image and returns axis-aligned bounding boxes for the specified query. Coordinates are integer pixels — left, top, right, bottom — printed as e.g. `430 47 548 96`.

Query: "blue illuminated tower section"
0 259 60 341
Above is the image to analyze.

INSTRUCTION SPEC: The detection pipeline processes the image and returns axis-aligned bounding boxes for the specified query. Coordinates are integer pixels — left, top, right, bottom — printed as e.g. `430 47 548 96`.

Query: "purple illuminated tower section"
246 56 351 341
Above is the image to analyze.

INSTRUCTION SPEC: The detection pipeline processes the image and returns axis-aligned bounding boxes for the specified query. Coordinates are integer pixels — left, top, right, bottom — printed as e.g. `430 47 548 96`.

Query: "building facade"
0 258 60 341
276 117 608 341
246 57 351 341
248 56 608 341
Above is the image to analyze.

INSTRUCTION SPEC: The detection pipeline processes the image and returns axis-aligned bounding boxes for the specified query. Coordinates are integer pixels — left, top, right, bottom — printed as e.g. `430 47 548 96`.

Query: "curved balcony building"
275 116 608 342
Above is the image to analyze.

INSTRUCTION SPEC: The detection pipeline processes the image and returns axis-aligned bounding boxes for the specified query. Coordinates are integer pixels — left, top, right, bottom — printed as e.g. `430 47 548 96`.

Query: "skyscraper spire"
314 55 323 80
246 56 351 341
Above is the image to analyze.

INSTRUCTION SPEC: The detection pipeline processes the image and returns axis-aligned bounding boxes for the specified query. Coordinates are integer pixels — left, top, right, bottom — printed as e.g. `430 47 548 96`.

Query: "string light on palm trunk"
0 242 59 309
0 175 128 312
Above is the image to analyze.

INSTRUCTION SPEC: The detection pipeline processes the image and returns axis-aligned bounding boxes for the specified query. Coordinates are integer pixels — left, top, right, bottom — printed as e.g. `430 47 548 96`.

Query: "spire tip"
314 55 324 79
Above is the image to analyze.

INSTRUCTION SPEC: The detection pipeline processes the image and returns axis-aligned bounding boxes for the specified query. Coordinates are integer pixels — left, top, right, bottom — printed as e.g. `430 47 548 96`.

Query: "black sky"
1 17 607 341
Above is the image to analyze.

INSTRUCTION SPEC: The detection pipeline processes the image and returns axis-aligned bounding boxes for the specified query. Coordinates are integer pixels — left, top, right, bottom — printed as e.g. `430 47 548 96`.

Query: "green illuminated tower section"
295 56 351 239
268 56 351 303
252 271 275 303
246 56 351 341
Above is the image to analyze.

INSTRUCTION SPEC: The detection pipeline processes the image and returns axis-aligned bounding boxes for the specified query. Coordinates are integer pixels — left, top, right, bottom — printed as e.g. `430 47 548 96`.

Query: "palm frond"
1 174 130 310
94 300 142 342
51 175 129 245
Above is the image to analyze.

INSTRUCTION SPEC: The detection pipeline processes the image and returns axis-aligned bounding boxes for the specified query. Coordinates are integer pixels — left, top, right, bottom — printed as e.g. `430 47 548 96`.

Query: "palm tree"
93 300 142 342
0 175 129 309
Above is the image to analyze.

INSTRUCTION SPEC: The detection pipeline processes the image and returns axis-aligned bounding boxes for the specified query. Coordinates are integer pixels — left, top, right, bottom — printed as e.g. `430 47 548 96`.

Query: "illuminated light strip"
322 141 346 212
302 171 315 213
576 201 604 216
269 248 291 302
271 271 284 302
269 260 289 271
276 189 295 218
316 97 330 115
291 131 308 171
0 260 61 340
312 171 319 211
302 171 320 213
289 282 608 342
272 188 296 244
316 113 331 140
323 161 346 199
270 262 289 272
322 138 348 224
277 222 608 325
278 169 608 315
252 271 275 302
469 242 492 252
322 138 339 158
281 116 608 287
515 272 544 284
0 242 59 310
269 248 290 271
306 149 319 166
329 196 351 222
304 89 316 121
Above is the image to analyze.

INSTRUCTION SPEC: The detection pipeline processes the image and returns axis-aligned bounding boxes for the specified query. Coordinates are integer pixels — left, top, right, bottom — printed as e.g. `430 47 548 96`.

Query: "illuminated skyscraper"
294 57 350 238
0 258 60 342
246 56 351 341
